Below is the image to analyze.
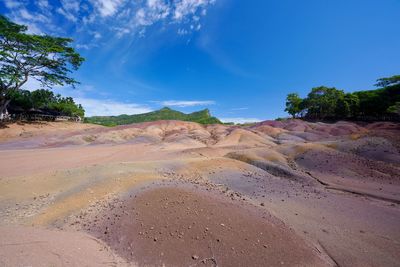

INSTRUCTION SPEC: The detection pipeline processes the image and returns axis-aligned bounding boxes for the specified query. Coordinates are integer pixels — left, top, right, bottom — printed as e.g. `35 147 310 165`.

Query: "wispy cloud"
173 0 215 20
3 0 24 9
219 117 262 124
91 0 125 17
75 97 153 116
75 43 99 50
3 0 216 43
56 7 78 22
158 100 215 107
60 0 80 13
117 0 215 38
36 0 50 10
231 107 249 111
4 3 55 34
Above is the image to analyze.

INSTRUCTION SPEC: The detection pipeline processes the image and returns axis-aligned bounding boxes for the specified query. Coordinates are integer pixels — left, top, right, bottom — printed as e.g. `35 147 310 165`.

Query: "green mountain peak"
85 107 222 126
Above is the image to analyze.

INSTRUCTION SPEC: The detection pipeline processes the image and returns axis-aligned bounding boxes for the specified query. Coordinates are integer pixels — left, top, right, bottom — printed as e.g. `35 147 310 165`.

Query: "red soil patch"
90 186 329 267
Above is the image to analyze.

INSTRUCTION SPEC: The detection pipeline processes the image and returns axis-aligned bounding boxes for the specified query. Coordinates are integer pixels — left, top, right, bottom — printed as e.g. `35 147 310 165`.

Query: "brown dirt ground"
0 226 129 266
88 185 330 267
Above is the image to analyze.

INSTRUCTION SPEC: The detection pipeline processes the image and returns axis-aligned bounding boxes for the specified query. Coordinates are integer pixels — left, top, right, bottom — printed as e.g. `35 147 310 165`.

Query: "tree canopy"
284 75 400 121
0 15 84 114
375 75 400 87
285 93 303 118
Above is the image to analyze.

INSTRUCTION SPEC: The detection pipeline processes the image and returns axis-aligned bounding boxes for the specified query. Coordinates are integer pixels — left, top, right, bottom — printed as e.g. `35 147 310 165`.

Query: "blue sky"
1 0 400 122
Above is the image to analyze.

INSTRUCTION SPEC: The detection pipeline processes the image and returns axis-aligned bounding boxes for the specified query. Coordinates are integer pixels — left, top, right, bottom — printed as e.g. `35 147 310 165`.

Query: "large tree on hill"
375 75 400 87
0 15 84 115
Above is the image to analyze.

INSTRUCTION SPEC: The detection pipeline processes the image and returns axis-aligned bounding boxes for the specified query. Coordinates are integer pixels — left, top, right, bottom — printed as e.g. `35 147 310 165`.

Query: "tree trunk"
0 98 11 116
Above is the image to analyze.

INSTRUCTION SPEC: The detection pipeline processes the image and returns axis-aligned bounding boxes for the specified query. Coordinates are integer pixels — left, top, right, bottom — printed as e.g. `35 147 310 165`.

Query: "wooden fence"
1 113 81 123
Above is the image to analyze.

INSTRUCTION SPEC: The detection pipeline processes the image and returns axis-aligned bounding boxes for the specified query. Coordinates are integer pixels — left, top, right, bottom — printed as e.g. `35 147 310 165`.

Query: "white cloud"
76 43 91 49
76 42 99 49
56 0 81 22
3 0 24 9
75 98 153 116
19 81 148 117
36 0 49 10
160 100 215 107
114 26 131 38
3 0 216 49
173 0 215 20
19 8 49 23
82 13 96 24
135 8 151 26
133 0 170 27
177 28 189 35
91 0 125 17
57 8 78 22
127 0 214 36
60 0 80 12
5 6 51 35
231 107 249 111
219 117 262 124
93 31 102 38
147 0 170 19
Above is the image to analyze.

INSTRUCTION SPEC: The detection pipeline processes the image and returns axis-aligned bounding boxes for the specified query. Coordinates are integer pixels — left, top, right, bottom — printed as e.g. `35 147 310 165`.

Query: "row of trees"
8 89 85 117
285 75 400 120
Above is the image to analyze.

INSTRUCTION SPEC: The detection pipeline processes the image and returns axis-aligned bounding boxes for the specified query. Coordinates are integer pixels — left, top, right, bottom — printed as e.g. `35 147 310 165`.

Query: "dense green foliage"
387 102 400 115
85 107 222 126
285 75 400 120
8 89 84 117
0 15 84 114
285 93 303 118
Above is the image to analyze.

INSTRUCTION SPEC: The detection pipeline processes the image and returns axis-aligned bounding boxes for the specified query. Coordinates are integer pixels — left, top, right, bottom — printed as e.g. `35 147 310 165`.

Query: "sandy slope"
0 226 129 266
0 120 399 266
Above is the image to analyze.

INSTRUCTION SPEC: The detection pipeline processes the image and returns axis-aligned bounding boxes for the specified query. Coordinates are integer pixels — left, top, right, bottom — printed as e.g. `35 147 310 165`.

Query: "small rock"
192 255 199 260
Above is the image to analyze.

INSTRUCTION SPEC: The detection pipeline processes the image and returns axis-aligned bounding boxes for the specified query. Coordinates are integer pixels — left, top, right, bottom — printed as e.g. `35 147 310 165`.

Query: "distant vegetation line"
84 107 223 126
7 89 85 118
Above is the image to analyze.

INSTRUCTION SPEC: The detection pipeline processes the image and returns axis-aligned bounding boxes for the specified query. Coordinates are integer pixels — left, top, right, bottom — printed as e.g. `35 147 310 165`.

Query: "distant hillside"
84 107 222 126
